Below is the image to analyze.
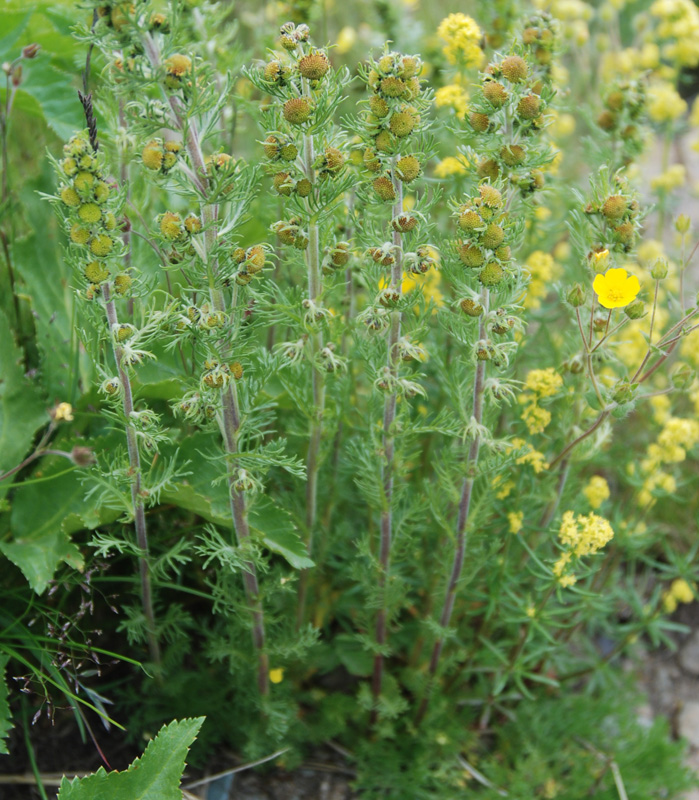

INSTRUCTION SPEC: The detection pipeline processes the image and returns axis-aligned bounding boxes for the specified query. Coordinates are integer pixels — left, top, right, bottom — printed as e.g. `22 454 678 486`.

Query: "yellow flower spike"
52 402 74 422
592 267 641 309
269 667 284 684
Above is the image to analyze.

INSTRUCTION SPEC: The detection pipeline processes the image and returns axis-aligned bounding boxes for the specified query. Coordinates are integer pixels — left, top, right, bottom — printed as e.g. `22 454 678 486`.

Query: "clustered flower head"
466 48 554 196
553 511 615 585
585 174 641 255
455 183 512 290
663 578 695 613
650 0 699 68
57 132 130 298
583 475 610 509
360 48 427 202
437 13 483 68
519 367 563 435
259 23 345 202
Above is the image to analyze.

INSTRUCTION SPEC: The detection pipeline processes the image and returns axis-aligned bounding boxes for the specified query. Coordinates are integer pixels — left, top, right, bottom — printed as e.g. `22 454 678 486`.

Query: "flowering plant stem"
103 282 161 667
297 69 326 627
416 287 490 724
371 165 403 716
143 33 268 695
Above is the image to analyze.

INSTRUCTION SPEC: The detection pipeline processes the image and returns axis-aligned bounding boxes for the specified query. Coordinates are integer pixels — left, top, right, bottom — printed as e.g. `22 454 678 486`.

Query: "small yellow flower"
592 267 641 309
53 402 74 422
508 511 524 534
670 577 694 604
269 667 284 684
583 475 610 509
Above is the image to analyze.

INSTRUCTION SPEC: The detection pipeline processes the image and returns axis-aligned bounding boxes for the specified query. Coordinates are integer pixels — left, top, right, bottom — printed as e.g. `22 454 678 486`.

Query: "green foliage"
57 717 204 799
0 655 12 755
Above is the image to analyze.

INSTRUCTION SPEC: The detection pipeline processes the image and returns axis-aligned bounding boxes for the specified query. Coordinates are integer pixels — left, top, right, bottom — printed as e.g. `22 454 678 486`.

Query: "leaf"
0 308 46 502
1 442 121 593
8 65 83 140
249 499 314 570
12 192 85 400
57 717 204 800
334 634 373 677
162 434 313 569
0 655 12 755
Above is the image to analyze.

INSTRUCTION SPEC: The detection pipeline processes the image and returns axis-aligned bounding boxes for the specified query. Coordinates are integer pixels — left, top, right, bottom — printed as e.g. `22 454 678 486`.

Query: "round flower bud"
389 111 416 138
396 155 420 183
392 214 418 233
478 261 505 286
84 261 109 283
374 130 395 154
273 172 293 195
373 175 396 202
62 157 78 177
90 234 114 257
517 94 541 120
501 55 528 82
369 95 389 118
78 203 101 224
115 323 136 342
379 76 406 98
245 245 266 273
459 243 485 268
60 186 80 207
114 273 132 295
483 81 508 107
298 52 330 80
459 210 482 232
400 56 419 79
460 298 484 317
613 221 634 246
601 195 627 219
469 112 491 132
263 135 282 160
184 215 202 234
296 177 312 196
676 214 691 234
612 380 636 404
70 224 90 245
231 362 244 380
142 140 164 171
624 299 645 319
475 339 495 361
478 159 500 181
322 147 344 173
597 110 617 131
495 245 511 261
283 97 312 125
651 258 668 279
500 144 526 166
479 184 503 208
567 284 586 307
160 211 183 239
280 142 298 161
74 171 95 194
93 181 110 204
364 147 382 173
165 53 192 77
482 223 505 249
264 60 284 83
101 377 121 396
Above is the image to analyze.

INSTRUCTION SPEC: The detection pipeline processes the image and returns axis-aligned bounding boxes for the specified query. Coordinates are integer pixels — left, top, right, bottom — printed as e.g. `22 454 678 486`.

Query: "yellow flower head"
437 13 483 67
52 402 74 422
592 267 641 309
583 475 610 509
508 511 524 534
269 667 284 684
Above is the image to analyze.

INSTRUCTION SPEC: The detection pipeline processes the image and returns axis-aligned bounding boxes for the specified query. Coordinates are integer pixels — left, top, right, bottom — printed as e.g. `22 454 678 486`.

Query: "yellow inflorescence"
437 14 483 68
583 476 610 509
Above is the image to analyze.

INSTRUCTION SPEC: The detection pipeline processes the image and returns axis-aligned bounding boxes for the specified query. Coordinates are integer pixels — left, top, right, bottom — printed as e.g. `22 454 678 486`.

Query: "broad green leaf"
249 499 314 570
12 192 84 400
162 435 313 569
0 12 30 62
1 442 121 593
0 308 46 501
57 717 204 800
8 65 83 140
0 655 12 755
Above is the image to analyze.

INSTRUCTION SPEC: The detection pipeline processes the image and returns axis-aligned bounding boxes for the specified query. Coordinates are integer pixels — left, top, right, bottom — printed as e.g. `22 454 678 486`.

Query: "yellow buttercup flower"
592 267 641 309
269 667 284 684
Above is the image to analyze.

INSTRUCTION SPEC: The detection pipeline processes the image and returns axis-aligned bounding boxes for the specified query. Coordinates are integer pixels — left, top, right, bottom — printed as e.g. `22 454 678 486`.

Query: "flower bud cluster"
455 184 513 289
57 132 131 298
466 48 554 196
